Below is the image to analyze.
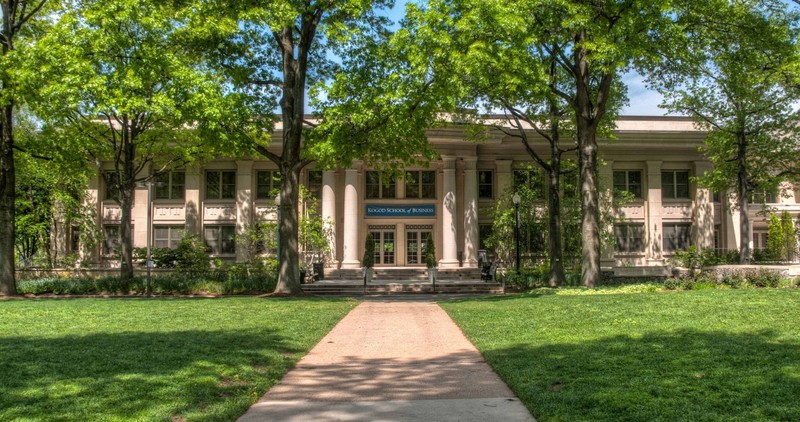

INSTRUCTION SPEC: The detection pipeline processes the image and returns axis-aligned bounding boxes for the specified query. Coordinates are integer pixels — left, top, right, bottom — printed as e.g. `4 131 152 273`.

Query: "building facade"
80 116 800 275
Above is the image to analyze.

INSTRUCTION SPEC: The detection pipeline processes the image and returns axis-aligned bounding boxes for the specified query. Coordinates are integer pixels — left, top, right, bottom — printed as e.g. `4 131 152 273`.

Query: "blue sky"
381 0 668 116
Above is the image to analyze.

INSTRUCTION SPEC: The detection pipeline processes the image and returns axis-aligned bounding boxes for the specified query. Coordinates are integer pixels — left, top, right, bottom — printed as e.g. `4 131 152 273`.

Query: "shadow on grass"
0 328 300 421
486 329 800 421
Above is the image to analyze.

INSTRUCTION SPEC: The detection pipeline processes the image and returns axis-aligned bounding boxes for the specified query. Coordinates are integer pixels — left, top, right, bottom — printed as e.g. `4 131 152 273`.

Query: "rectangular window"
154 172 185 200
562 169 579 199
613 170 642 198
753 231 768 250
751 188 778 204
70 225 80 254
513 169 545 199
662 171 690 199
714 224 722 251
663 223 692 252
104 172 121 202
204 225 236 255
614 224 645 253
206 171 236 200
256 170 281 200
103 224 120 255
478 171 493 199
521 222 547 255
307 170 323 201
154 225 184 249
405 170 436 199
366 171 396 199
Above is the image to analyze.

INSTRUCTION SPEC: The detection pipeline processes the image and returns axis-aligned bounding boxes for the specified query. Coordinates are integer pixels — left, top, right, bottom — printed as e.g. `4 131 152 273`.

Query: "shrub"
362 234 375 269
424 234 437 268
746 268 782 288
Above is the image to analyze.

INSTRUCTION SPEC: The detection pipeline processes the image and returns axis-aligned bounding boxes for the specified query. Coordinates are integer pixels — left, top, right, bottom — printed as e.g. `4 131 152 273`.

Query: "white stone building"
80 116 799 276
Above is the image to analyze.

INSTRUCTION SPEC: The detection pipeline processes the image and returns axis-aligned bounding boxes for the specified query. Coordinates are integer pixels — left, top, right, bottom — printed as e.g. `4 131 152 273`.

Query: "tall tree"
648 0 800 263
0 0 48 295
32 0 233 279
189 1 444 294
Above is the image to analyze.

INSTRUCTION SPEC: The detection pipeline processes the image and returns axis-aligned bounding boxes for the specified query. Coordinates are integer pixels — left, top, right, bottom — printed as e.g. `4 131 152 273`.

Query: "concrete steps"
301 282 504 296
323 267 483 282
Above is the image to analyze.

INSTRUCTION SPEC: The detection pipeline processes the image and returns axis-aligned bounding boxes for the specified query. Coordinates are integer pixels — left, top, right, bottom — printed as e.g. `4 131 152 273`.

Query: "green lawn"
0 297 358 421
440 288 800 422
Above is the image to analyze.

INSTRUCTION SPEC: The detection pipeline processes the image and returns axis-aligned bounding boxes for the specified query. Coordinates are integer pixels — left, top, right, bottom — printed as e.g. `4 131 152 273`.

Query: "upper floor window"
206 171 236 200
256 170 281 200
513 168 544 199
154 171 185 200
366 171 396 199
613 170 642 199
663 223 692 252
661 171 690 200
103 172 120 202
405 170 436 199
478 171 493 199
614 224 645 253
751 188 778 204
307 170 323 201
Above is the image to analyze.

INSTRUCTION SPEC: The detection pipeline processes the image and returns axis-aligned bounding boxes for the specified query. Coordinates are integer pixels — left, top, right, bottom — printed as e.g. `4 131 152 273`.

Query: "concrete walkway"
238 300 535 422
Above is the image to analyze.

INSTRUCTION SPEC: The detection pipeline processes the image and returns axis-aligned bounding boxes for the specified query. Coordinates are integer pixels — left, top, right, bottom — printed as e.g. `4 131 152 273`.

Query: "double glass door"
369 227 395 265
406 228 432 265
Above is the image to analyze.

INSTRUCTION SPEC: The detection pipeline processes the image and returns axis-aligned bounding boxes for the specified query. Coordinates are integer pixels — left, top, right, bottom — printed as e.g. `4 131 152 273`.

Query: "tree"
32 0 233 279
190 1 445 294
405 0 670 287
648 0 800 264
0 0 49 295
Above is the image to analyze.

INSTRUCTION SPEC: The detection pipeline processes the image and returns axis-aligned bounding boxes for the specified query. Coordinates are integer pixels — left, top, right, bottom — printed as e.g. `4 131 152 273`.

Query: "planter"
363 267 373 284
428 267 437 284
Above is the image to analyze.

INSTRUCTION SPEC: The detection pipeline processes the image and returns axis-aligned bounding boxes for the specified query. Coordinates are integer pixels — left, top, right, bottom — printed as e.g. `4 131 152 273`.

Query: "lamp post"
137 180 158 297
512 192 521 274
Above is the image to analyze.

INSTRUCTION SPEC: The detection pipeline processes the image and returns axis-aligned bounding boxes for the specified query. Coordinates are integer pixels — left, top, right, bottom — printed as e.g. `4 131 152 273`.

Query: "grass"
0 297 358 421
440 288 800 422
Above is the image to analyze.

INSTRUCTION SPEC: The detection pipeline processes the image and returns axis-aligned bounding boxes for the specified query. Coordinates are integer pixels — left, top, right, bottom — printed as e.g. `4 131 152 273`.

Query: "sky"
381 1 669 116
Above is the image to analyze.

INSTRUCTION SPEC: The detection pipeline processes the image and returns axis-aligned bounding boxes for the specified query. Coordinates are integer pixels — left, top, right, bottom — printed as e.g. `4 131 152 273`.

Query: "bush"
425 235 437 269
362 234 375 269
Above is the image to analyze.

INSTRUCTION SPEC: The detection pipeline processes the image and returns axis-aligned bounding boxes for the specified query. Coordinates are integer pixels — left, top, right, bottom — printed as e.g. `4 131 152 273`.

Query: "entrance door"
406 226 433 266
369 226 395 265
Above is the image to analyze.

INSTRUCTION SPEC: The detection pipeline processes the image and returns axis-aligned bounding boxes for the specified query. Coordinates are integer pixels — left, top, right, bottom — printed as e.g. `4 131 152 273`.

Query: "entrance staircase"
302 267 503 295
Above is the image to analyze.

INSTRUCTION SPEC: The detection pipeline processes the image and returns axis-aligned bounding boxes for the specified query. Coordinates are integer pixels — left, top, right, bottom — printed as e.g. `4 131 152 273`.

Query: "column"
440 156 459 268
692 161 714 251
462 157 479 268
84 174 101 263
184 165 201 236
341 165 361 268
726 190 741 251
235 160 253 262
321 170 338 268
600 160 615 267
132 166 149 249
646 161 663 265
495 159 513 196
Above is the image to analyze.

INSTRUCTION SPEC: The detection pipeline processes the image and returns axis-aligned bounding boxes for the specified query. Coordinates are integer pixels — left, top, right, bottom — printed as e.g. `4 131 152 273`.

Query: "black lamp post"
512 192 521 274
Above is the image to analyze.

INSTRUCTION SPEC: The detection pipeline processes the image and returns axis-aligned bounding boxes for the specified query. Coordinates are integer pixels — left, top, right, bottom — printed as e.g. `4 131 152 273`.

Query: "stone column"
321 170 338 267
132 166 149 249
726 190 741 251
495 159 513 196
85 174 101 263
692 161 714 251
184 165 201 236
440 156 459 268
236 160 254 262
462 157 479 268
646 161 663 265
341 165 361 268
600 160 615 267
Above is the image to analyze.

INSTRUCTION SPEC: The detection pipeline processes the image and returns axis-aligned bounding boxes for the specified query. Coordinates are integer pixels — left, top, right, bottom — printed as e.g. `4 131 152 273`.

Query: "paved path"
238 300 535 421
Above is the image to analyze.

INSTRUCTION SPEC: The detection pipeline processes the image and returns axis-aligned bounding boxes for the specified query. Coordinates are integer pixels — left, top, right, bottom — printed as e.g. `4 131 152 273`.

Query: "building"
78 116 800 276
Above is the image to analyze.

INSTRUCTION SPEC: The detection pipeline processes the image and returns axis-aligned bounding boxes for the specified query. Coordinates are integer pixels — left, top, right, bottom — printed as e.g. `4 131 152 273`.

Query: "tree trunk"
274 164 302 294
578 126 601 288
0 102 16 295
547 126 566 288
118 136 136 280
737 131 751 264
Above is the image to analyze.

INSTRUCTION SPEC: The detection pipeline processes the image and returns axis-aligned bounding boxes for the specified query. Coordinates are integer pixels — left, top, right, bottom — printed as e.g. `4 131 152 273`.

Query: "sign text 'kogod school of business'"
365 204 436 217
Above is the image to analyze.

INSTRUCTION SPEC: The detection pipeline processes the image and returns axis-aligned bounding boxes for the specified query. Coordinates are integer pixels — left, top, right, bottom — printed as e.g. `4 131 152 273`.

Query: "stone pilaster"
495 159 513 196
646 161 663 264
321 170 338 267
236 160 254 262
440 156 459 268
692 161 714 251
462 157 479 268
600 160 615 267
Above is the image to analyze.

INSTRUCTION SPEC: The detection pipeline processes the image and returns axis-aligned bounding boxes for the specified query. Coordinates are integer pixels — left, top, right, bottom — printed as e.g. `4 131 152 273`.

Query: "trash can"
313 263 324 281
299 268 307 284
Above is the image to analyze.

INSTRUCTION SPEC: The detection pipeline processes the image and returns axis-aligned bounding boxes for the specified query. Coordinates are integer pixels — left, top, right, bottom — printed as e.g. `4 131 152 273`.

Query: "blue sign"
366 204 436 217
